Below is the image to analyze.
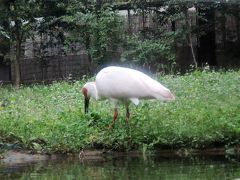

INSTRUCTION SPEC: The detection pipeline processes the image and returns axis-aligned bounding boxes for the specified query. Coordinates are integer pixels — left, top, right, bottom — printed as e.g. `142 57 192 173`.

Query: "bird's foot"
108 123 115 130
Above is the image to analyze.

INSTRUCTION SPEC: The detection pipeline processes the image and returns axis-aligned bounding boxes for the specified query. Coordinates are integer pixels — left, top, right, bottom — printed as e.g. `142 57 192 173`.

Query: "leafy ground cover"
0 70 239 153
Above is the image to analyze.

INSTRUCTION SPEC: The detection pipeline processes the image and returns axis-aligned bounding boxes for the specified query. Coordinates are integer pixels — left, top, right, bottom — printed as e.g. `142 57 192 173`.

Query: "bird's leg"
125 103 130 125
109 108 118 129
126 108 130 125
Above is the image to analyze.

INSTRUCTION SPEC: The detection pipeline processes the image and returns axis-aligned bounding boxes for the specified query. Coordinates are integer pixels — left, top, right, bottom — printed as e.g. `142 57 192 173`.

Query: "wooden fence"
11 54 90 84
1 3 240 84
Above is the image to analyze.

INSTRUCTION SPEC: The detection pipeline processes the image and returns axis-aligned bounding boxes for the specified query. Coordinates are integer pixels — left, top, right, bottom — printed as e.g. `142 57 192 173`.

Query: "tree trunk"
184 8 198 68
14 40 21 87
85 34 93 75
12 17 23 87
236 8 240 42
198 3 217 67
142 8 146 38
127 9 132 35
220 6 226 49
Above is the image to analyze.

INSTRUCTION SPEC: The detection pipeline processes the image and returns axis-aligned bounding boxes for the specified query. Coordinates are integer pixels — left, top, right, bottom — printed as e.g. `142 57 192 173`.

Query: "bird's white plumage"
95 66 174 103
82 66 175 126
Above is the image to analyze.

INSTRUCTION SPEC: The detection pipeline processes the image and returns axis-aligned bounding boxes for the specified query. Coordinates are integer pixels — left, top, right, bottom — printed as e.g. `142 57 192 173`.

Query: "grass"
0 70 240 153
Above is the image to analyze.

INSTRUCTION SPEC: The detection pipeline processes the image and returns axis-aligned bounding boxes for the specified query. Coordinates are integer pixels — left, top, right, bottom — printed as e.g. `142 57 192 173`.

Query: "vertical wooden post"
127 9 132 35
184 7 198 68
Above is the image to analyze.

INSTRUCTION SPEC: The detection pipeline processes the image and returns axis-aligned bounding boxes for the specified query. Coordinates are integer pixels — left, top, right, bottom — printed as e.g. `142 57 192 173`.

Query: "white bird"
82 66 175 128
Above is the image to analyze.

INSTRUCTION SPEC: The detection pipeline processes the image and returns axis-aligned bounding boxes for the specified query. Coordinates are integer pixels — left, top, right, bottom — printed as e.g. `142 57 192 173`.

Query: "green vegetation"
0 70 240 153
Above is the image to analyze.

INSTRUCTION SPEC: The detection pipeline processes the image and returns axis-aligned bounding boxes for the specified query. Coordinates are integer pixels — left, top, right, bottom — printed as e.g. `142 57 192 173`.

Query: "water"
1 153 240 180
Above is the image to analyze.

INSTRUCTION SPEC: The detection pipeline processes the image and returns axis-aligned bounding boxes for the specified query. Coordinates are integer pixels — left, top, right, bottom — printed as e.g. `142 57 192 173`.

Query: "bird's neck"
92 84 99 100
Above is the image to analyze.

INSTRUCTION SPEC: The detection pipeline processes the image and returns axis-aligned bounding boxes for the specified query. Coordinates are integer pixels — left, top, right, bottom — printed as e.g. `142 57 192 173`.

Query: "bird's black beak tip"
84 97 90 114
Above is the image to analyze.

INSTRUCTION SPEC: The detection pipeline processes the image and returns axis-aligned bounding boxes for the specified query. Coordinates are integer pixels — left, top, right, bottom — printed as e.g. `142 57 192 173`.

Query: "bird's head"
156 87 175 102
165 91 175 101
82 82 98 114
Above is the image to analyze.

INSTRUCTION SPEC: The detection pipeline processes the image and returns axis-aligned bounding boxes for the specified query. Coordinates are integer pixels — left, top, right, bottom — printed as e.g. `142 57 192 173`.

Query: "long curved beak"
84 97 89 114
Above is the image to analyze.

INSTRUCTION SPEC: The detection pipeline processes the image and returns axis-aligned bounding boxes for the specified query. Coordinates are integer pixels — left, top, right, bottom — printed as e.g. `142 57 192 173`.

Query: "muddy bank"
1 150 50 165
1 146 240 166
0 149 106 166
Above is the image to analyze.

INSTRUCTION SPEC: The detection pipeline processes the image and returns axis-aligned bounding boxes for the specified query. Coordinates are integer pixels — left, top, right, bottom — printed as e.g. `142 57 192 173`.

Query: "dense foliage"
63 1 123 67
0 0 67 86
0 70 239 153
1 1 240 85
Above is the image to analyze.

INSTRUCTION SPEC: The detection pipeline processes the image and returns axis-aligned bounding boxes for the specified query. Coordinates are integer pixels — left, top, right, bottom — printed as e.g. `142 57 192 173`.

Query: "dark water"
1 153 240 180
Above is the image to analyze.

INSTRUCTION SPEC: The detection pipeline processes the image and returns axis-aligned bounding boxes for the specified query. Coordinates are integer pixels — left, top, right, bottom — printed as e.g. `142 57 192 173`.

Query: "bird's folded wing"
129 98 140 105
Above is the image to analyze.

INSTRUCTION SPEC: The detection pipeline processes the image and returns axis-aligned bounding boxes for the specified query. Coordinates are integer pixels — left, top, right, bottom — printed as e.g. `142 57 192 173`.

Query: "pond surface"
0 152 240 180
